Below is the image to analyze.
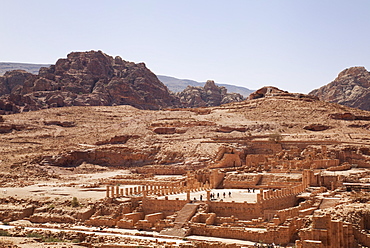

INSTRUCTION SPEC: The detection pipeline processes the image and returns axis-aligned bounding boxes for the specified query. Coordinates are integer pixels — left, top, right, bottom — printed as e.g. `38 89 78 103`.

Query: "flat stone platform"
158 188 262 203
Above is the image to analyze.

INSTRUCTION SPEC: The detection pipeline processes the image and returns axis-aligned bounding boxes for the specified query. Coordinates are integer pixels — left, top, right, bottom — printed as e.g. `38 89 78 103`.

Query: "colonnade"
257 183 306 202
106 181 212 198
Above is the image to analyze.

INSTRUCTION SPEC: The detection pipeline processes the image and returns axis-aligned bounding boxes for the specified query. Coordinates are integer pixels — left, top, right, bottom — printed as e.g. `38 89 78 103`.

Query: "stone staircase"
159 203 199 237
319 197 341 209
174 203 199 226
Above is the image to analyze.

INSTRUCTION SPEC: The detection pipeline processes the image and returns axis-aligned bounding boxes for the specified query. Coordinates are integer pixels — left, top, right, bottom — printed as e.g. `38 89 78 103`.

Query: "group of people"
210 191 232 200
192 191 233 202
254 243 276 248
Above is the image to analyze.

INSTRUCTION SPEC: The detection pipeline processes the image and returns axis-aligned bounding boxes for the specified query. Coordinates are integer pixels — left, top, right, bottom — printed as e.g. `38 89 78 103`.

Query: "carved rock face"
310 66 370 111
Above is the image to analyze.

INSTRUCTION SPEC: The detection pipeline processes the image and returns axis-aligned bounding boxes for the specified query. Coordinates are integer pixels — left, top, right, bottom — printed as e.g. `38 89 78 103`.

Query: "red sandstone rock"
95 135 135 145
153 127 176 134
176 80 244 107
303 124 330 131
310 66 370 111
43 120 76 127
0 51 179 113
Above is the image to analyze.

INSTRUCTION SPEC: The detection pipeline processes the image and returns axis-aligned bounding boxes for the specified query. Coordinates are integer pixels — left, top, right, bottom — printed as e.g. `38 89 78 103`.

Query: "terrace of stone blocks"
96 142 370 246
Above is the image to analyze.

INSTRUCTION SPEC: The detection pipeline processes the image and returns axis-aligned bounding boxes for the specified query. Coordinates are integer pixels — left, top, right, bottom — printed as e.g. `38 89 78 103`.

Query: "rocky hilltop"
0 50 179 114
309 66 370 111
0 53 249 114
176 80 244 107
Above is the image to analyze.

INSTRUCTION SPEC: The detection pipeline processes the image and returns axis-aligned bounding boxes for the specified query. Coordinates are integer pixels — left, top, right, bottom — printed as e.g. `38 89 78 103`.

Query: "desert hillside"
1 90 370 247
2 91 370 182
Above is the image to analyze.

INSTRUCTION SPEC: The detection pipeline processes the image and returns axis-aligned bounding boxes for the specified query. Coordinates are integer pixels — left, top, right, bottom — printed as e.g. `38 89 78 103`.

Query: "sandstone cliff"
309 66 370 111
176 80 244 107
0 50 179 114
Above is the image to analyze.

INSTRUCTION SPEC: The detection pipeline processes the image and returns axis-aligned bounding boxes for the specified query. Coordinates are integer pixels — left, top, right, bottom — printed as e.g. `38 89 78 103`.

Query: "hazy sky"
1 1 370 93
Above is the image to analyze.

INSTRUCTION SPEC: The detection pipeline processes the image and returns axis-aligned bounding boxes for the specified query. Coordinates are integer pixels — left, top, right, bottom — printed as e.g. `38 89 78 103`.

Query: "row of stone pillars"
257 183 306 202
106 182 212 198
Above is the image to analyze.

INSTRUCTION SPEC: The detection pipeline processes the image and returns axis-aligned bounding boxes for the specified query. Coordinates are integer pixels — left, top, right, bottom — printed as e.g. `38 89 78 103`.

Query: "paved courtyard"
158 188 262 203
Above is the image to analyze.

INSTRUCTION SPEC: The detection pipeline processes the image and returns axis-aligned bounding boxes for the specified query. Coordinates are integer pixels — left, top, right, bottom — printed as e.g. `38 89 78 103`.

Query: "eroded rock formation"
310 66 370 111
176 80 244 107
0 52 249 114
0 50 179 114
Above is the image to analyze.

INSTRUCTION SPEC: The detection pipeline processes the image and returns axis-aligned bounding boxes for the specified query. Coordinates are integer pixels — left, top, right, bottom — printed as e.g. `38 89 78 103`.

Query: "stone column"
115 186 119 196
187 190 190 202
143 190 147 199
111 186 115 198
257 193 263 203
206 190 211 202
106 186 110 198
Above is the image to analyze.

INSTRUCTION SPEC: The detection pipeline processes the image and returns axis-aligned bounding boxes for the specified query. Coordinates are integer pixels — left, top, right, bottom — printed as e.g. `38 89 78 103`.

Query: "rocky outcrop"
0 51 179 114
328 112 370 121
303 124 331 131
309 66 370 111
248 86 319 101
176 80 244 107
0 52 251 114
248 86 287 100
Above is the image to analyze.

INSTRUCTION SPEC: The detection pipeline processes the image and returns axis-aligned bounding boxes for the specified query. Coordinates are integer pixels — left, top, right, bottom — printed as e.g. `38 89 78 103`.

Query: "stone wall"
210 169 225 188
207 201 262 220
190 219 298 245
142 198 188 216
223 173 262 188
297 214 355 248
353 227 370 248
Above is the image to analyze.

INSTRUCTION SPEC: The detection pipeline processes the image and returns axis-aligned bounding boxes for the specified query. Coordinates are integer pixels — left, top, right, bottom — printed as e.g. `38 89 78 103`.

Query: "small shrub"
2 221 9 225
269 132 283 143
0 116 4 122
27 232 43 238
43 237 64 242
48 204 55 210
71 197 80 208
0 230 10 236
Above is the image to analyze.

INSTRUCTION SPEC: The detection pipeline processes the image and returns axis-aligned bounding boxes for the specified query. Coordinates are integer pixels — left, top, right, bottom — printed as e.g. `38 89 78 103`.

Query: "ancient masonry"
96 143 366 247
1 142 370 247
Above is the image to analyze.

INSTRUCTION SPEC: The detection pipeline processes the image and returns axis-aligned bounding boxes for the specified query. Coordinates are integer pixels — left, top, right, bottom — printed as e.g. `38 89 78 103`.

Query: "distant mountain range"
157 75 253 97
0 62 253 97
0 62 50 75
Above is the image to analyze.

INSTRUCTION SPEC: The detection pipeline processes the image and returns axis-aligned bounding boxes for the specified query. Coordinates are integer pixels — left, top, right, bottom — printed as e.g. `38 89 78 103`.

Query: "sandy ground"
0 169 132 201
0 224 263 247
